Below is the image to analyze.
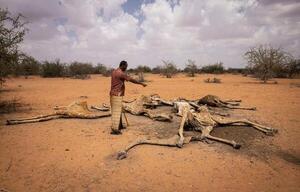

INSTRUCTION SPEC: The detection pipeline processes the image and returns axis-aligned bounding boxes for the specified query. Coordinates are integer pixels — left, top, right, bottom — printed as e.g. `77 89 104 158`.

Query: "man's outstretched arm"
121 72 147 87
129 78 147 87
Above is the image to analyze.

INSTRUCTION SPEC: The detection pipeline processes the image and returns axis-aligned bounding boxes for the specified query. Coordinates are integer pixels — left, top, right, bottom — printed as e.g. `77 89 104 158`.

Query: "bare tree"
244 45 292 83
184 59 198 77
162 60 178 78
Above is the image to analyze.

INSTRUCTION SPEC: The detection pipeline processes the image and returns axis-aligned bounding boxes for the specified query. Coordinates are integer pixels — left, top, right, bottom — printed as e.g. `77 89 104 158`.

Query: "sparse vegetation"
184 59 198 77
40 59 67 77
284 58 300 78
244 45 294 83
93 63 109 76
204 77 222 83
162 60 178 78
16 55 41 77
69 62 94 79
136 65 152 73
226 68 247 75
151 66 163 74
200 62 224 74
0 8 27 87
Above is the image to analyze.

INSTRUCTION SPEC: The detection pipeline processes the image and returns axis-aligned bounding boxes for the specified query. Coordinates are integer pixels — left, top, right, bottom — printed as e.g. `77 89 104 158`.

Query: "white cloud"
1 0 299 68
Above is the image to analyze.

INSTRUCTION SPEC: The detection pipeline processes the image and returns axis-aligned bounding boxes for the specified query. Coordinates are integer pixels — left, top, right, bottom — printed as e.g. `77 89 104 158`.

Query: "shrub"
226 68 246 74
17 55 41 76
151 66 163 74
184 59 198 77
161 60 178 78
103 68 112 77
200 62 224 74
244 45 292 82
136 65 152 73
40 59 67 77
0 8 27 85
284 59 300 78
204 77 221 83
93 63 108 75
69 61 94 77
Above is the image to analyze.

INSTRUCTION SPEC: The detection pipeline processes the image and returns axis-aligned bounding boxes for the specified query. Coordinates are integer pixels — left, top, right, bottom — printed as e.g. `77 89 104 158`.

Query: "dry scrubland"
0 73 299 192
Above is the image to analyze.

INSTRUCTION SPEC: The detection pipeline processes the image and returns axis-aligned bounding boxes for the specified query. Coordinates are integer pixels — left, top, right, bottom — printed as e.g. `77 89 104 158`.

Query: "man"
110 60 147 134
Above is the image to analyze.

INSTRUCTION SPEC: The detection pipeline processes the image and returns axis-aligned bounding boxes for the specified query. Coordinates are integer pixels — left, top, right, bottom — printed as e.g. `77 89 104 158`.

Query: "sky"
0 0 299 69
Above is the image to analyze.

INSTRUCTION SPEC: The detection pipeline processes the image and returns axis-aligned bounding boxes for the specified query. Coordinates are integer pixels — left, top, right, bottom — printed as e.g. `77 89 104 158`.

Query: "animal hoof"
117 151 127 160
176 139 184 148
273 129 278 134
265 131 275 136
233 143 241 149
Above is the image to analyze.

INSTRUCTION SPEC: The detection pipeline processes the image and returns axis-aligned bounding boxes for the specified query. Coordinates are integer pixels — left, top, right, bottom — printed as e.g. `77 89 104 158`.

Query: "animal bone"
91 103 110 111
6 101 111 125
122 95 173 121
117 102 277 159
186 104 277 147
198 95 256 110
117 105 192 160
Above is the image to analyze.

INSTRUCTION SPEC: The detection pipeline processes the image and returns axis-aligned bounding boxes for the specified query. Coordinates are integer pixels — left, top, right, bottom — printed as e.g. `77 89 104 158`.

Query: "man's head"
119 60 128 71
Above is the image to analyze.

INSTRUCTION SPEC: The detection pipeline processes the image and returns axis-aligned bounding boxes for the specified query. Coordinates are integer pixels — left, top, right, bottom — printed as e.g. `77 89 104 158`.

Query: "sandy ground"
0 74 299 192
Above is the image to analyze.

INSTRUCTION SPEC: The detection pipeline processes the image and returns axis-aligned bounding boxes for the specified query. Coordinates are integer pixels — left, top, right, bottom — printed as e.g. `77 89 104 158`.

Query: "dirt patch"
1 74 300 192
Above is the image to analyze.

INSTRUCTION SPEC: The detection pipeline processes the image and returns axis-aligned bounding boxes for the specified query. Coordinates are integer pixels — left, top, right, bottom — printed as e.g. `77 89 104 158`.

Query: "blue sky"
0 0 299 69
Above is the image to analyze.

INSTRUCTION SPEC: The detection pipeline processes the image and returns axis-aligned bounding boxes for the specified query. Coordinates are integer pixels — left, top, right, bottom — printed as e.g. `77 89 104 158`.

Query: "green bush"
226 68 246 74
93 63 108 75
200 62 224 74
0 8 27 86
284 59 300 78
40 59 67 77
69 62 94 76
18 55 41 76
151 66 163 74
136 65 152 73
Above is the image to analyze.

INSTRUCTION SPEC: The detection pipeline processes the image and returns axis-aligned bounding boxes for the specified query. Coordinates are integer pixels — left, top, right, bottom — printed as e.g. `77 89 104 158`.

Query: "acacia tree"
162 60 178 78
0 8 27 86
244 45 291 83
184 59 198 77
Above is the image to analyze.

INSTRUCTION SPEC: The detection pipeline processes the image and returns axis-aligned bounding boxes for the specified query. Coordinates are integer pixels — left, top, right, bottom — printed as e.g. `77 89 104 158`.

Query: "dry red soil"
0 74 299 192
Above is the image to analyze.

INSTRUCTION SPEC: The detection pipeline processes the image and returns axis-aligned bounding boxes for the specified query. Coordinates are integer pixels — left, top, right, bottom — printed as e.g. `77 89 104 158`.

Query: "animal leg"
223 99 242 103
219 99 240 106
7 115 62 125
91 105 110 111
177 109 188 148
193 126 241 149
6 113 58 121
117 135 192 160
213 99 255 110
205 134 241 149
226 105 256 110
215 118 278 135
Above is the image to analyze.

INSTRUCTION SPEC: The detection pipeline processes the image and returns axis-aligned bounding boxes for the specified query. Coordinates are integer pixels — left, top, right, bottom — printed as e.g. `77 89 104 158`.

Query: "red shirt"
110 68 132 96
